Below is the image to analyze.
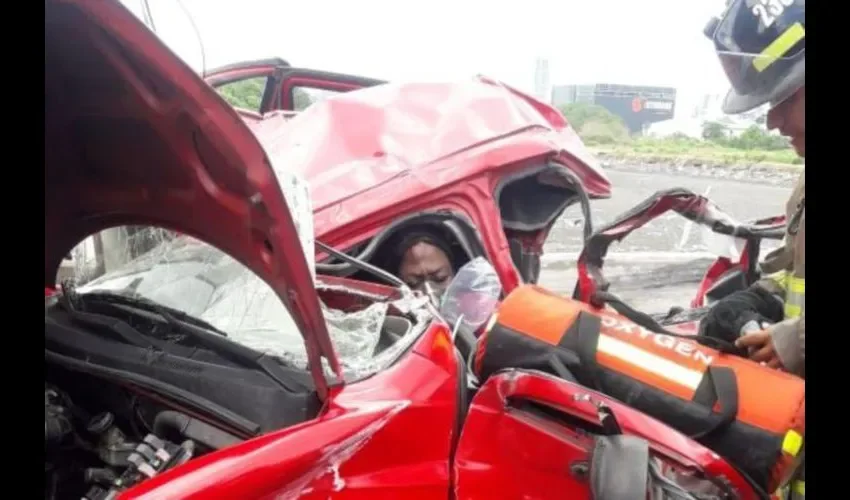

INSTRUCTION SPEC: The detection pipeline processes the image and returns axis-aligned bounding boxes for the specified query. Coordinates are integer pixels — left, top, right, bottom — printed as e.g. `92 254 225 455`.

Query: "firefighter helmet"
704 0 805 114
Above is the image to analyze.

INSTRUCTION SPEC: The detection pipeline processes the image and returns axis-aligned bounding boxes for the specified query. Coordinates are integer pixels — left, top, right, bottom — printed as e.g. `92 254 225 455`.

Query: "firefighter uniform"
756 171 805 378
759 172 805 500
704 0 805 497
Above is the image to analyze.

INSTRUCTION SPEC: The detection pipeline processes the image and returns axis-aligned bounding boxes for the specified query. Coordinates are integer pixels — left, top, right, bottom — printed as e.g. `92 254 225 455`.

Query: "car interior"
314 163 594 374
317 163 591 285
317 213 485 284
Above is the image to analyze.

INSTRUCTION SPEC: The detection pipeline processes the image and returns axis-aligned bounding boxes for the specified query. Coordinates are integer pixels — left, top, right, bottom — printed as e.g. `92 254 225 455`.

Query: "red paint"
249 78 612 295
632 97 643 112
692 214 787 307
122 333 763 499
213 59 610 297
575 189 786 305
47 1 341 393
121 323 460 499
280 76 364 110
204 66 279 87
51 3 768 498
692 256 736 308
454 371 761 500
132 64 759 500
204 60 385 114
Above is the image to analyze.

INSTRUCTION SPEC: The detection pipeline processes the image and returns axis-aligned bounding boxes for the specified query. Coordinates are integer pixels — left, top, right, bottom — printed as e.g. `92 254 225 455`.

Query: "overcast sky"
122 0 732 115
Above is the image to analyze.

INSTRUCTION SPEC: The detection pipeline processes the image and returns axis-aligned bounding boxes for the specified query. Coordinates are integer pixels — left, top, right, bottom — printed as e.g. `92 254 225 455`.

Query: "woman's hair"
383 226 456 275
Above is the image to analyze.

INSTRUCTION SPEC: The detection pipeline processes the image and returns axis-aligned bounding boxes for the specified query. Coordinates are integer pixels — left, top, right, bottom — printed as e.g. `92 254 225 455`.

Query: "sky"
121 0 733 119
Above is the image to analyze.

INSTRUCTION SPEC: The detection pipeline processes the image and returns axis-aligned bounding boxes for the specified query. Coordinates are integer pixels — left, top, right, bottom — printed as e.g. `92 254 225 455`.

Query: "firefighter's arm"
769 312 805 377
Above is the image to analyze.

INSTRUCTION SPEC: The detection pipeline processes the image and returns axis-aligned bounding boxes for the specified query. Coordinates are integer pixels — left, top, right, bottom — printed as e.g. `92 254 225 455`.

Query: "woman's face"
398 241 454 299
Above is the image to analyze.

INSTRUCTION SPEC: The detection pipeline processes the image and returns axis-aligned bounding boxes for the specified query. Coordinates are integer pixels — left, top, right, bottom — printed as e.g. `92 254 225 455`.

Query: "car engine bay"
45 367 238 500
44 269 431 500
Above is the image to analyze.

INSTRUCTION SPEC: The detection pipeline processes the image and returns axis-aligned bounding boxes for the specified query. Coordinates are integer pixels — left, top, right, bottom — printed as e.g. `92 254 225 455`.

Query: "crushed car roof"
245 76 612 239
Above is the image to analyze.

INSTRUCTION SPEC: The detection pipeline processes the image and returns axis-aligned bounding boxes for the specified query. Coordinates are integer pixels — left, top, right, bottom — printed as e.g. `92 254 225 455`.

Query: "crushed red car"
46 1 796 499
226 73 610 290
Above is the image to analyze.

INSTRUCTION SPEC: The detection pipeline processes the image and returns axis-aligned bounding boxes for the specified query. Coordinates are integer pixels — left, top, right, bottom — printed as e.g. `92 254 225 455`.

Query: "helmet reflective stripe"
754 23 805 73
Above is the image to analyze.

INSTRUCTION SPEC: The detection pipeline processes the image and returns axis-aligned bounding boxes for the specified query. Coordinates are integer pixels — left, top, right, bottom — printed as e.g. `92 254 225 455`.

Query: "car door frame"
204 58 293 114
277 67 386 111
205 59 386 113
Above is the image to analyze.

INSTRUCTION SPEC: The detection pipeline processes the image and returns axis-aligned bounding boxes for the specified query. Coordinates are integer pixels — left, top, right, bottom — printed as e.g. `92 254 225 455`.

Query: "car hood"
44 0 340 396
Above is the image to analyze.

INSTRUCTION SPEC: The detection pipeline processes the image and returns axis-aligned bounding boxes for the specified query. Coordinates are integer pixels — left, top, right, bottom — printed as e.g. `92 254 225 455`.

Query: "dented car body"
45 1 770 499
234 74 612 295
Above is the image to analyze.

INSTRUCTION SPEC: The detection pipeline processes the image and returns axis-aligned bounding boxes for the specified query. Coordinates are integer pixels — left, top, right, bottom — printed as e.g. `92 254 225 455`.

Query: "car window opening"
317 215 485 290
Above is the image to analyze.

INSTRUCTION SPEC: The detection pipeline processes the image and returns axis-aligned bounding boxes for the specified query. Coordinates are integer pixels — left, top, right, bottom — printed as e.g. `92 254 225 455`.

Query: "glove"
698 285 784 355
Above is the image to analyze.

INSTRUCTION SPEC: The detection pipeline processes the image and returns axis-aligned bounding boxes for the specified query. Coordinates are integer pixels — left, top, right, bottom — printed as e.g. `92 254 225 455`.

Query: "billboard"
551 83 677 134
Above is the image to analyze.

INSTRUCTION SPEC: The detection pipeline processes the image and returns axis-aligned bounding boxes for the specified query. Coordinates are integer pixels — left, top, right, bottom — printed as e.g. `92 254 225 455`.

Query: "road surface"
538 166 796 314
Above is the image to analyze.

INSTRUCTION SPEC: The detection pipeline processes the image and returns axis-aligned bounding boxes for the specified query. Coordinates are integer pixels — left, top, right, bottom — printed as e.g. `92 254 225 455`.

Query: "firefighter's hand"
735 330 783 369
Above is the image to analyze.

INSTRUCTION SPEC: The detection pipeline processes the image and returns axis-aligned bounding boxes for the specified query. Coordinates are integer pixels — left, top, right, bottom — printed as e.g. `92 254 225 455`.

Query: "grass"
588 137 803 169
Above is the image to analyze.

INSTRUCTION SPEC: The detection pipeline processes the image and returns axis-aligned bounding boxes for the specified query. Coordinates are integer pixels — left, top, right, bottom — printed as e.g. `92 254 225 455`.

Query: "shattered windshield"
70 229 306 354
61 227 413 380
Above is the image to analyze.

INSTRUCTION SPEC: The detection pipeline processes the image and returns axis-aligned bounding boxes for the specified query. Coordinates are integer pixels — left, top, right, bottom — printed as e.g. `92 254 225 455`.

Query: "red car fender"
120 323 462 500
454 370 761 500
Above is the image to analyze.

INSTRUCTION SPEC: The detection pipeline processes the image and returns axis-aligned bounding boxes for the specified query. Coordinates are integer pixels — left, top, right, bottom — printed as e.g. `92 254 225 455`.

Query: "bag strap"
690 366 739 440
590 290 740 440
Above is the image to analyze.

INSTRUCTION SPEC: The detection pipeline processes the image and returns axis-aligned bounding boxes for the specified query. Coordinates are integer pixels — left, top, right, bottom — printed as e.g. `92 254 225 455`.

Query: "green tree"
558 102 631 145
216 77 265 112
702 121 729 141
727 125 789 151
214 78 316 113
293 88 314 111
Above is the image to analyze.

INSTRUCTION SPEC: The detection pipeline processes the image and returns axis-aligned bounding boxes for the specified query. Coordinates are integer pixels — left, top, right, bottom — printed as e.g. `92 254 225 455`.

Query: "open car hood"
44 0 340 395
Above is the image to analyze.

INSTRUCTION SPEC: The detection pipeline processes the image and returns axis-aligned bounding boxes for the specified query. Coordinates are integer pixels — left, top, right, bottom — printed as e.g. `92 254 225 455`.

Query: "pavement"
538 165 796 314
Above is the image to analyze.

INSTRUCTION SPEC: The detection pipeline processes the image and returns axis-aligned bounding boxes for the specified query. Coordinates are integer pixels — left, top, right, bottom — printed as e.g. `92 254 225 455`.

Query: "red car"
221 72 615 363
218 69 611 290
45 1 770 499
204 58 788 339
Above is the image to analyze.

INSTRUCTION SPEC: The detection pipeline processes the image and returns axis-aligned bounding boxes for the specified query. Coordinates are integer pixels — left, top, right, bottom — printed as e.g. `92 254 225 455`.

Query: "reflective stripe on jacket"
755 171 805 376
764 270 805 320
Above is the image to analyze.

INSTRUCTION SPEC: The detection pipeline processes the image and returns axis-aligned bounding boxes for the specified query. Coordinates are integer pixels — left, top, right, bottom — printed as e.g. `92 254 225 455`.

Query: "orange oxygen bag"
474 285 805 494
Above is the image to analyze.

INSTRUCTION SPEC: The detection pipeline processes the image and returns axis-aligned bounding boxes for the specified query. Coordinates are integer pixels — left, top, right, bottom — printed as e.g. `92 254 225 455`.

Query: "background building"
551 83 677 135
533 58 551 102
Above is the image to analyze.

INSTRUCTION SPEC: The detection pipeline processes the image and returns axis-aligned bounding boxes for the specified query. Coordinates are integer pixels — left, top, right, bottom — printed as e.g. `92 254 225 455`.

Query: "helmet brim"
721 57 805 115
721 87 770 115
